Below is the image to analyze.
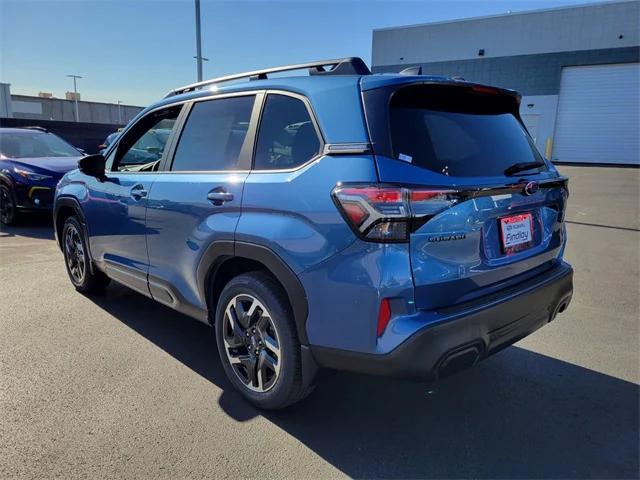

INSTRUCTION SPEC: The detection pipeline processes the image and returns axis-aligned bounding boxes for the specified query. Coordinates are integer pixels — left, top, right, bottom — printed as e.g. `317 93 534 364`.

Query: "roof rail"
22 126 48 133
164 57 371 98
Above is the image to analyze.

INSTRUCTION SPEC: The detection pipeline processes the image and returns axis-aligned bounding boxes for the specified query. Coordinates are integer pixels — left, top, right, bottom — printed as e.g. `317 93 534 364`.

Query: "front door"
84 105 183 295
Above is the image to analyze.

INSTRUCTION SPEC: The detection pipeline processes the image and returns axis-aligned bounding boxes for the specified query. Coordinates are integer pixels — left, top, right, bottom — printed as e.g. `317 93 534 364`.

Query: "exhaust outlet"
550 296 571 321
438 344 482 379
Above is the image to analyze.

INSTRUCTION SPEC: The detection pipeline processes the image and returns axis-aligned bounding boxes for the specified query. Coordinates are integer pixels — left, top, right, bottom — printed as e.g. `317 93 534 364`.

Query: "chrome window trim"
106 88 371 177
105 89 268 174
112 170 252 175
323 142 372 155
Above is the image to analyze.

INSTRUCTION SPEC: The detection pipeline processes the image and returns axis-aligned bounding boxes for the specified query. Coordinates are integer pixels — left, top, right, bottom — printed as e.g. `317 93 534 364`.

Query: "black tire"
0 184 18 226
62 216 110 294
214 271 313 410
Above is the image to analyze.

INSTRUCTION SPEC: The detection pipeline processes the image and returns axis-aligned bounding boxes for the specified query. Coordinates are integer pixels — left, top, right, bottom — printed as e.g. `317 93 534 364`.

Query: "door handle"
130 184 148 200
207 189 234 205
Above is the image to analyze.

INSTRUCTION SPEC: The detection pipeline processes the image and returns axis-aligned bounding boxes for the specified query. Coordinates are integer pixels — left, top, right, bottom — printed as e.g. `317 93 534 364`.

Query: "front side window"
171 96 255 172
0 132 80 159
254 95 321 170
112 106 180 172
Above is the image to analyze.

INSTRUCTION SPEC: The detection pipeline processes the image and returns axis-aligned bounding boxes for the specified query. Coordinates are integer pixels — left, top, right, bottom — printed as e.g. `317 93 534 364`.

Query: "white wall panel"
553 63 639 164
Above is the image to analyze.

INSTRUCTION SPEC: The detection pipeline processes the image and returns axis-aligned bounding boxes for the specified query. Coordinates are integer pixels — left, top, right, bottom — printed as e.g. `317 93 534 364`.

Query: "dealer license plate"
500 213 534 254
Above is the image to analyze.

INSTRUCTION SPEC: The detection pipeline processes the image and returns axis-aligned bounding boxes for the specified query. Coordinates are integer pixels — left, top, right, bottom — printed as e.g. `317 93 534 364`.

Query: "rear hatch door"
362 80 568 310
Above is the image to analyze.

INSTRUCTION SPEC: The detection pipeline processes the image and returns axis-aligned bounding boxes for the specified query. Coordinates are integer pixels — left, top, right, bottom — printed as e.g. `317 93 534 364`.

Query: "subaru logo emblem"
524 181 539 196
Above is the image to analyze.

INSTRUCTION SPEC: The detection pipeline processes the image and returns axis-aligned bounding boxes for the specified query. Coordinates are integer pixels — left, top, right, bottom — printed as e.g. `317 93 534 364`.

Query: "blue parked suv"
54 58 573 409
0 127 83 225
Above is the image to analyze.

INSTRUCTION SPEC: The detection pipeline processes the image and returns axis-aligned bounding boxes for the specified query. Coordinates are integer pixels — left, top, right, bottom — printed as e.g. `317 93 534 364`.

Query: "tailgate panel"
411 187 566 310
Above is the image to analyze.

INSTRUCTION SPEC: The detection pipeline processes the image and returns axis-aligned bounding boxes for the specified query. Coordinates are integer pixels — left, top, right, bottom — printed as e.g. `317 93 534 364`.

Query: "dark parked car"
0 127 82 225
54 57 573 409
98 131 120 155
98 128 172 165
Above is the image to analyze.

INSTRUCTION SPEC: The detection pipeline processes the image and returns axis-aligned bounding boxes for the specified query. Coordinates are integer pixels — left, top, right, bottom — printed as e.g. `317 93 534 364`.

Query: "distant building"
0 83 143 125
372 0 640 165
65 91 81 101
0 83 11 118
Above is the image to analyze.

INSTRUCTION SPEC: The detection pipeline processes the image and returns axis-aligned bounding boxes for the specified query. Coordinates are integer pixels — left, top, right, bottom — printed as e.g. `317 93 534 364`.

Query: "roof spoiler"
165 57 371 98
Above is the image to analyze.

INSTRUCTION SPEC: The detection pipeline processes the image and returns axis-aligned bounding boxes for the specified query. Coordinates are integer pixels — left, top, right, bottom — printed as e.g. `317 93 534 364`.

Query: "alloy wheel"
64 224 86 284
222 294 281 392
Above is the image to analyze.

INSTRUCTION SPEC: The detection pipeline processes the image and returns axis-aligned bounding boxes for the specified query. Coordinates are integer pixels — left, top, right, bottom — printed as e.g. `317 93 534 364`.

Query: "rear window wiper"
504 161 546 176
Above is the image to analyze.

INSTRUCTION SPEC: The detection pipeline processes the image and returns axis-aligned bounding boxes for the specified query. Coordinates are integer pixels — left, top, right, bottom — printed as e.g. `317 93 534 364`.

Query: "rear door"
363 82 568 309
145 93 260 315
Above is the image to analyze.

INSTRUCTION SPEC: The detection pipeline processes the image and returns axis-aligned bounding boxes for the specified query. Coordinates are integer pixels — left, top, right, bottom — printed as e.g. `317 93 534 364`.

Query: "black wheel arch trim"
54 196 95 274
198 240 310 346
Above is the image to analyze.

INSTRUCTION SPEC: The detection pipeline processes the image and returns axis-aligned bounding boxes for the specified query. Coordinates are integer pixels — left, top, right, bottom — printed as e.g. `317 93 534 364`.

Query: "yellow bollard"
545 138 553 160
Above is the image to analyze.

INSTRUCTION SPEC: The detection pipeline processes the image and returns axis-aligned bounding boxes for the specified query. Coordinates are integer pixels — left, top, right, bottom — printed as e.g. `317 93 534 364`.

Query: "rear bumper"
311 262 573 381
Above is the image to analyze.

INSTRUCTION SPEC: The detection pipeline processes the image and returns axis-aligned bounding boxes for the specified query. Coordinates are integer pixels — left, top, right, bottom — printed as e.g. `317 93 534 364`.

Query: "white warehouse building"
372 0 640 165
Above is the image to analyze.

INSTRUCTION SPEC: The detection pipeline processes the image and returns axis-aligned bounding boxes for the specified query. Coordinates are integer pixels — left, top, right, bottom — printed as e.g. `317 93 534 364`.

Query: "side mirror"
78 154 106 180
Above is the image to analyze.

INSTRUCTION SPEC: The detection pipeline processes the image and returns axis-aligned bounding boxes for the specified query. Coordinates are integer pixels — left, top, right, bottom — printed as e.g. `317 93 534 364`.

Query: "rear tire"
62 216 110 294
0 184 17 226
215 271 313 410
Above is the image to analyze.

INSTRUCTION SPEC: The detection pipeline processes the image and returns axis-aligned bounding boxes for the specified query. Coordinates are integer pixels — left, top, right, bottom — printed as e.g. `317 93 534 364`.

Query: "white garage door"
553 63 639 165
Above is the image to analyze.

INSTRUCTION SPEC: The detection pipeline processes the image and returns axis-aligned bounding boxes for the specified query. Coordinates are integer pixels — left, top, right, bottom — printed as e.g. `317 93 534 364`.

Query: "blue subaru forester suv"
54 58 573 409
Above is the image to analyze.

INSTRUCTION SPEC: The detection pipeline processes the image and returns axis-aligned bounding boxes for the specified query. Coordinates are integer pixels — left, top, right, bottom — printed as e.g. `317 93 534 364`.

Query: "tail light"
377 298 391 337
332 184 459 242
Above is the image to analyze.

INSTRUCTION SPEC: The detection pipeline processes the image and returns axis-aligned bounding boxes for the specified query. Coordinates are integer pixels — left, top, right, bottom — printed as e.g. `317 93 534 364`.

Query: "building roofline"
10 94 144 109
373 0 637 32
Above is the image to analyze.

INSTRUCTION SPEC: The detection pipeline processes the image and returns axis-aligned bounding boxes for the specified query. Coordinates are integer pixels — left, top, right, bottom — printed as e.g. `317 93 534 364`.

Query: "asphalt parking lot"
1 165 638 479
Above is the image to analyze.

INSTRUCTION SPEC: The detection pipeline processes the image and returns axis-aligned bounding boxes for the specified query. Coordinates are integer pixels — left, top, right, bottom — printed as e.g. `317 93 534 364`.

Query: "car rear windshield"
0 132 80 159
389 85 545 177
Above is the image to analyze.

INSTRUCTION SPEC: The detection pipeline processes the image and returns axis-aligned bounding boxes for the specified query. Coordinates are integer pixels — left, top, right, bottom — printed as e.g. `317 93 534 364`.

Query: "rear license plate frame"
499 212 534 254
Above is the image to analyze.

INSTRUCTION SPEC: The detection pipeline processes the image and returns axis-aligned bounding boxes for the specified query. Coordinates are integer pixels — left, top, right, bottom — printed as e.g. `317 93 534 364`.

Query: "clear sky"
1 0 596 106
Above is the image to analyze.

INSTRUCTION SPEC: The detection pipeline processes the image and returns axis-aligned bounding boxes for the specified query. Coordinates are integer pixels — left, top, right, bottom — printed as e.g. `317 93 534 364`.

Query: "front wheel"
0 184 17 225
62 216 110 293
215 272 313 410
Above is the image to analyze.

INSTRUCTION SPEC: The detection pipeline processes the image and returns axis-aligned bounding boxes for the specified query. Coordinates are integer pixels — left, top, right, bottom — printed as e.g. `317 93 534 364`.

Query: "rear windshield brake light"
471 85 500 95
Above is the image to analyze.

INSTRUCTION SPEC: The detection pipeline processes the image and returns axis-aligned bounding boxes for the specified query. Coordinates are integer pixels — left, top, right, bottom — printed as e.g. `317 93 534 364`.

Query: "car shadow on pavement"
0 214 55 239
90 284 639 479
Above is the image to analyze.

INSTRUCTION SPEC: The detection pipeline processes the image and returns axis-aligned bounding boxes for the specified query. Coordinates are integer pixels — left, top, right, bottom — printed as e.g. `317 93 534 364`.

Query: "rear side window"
171 96 255 171
389 85 545 177
254 94 321 170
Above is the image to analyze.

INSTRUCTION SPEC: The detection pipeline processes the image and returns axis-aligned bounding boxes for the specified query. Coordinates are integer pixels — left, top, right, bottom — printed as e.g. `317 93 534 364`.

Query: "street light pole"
117 100 123 124
66 74 82 122
194 0 203 81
